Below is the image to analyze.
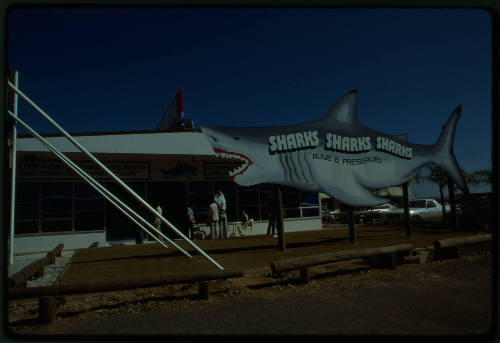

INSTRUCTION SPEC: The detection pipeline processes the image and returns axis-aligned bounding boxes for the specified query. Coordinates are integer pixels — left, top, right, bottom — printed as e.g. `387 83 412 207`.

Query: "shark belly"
307 150 408 206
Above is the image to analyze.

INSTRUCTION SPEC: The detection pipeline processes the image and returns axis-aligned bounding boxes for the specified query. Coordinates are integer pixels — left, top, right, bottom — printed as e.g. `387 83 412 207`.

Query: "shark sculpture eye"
233 137 240 140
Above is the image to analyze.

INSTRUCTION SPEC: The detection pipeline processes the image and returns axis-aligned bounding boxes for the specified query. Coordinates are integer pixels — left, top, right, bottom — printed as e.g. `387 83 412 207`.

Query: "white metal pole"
7 81 223 270
9 71 18 265
7 111 194 257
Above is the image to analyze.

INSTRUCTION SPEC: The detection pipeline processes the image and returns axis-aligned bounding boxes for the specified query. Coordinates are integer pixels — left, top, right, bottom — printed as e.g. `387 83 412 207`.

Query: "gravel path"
8 251 75 288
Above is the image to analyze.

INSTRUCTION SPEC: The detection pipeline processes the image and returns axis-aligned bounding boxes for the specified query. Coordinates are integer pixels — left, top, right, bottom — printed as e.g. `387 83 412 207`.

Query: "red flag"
156 89 184 130
177 88 184 117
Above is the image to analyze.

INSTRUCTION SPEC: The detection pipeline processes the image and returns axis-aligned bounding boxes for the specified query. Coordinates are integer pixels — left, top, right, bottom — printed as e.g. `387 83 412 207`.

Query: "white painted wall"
17 131 215 156
197 217 322 238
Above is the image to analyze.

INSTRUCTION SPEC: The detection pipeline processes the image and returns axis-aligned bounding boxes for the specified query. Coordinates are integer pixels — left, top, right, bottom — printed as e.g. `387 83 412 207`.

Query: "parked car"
368 203 398 223
382 199 451 225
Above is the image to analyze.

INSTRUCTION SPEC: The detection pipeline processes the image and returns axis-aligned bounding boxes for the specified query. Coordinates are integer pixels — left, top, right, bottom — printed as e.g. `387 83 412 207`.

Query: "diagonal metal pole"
8 111 194 256
8 81 223 270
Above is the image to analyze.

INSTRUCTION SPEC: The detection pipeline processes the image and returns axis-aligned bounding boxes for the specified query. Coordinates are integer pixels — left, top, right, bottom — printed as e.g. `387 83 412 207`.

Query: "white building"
12 128 321 253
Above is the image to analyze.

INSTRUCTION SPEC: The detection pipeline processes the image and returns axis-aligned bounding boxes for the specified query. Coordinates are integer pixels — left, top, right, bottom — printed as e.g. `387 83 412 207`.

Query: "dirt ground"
60 225 482 284
6 225 491 334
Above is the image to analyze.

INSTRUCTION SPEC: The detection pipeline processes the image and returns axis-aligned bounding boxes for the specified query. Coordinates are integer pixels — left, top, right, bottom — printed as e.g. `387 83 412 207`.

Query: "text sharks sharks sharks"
201 90 469 207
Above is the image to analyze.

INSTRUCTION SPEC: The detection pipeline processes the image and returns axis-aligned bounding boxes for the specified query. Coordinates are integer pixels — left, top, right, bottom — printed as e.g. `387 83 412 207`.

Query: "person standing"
268 195 285 238
215 190 228 239
154 201 163 240
265 197 273 237
208 200 219 240
186 203 196 239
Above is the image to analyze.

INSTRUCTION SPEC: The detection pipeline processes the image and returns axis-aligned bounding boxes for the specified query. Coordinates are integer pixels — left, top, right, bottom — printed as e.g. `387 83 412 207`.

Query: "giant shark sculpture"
201 91 469 207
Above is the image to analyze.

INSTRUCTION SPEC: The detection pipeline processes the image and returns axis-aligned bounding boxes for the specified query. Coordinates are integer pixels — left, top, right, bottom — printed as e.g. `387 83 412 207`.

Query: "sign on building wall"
204 162 242 179
158 161 199 179
201 90 469 207
17 161 150 180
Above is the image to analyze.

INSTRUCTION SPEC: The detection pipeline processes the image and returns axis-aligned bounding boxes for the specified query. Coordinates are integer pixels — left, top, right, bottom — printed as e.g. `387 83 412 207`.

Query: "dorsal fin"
393 133 408 143
321 90 358 125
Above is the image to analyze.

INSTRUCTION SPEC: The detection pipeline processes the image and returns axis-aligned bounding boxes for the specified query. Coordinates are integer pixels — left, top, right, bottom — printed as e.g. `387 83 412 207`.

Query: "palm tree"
413 164 448 221
465 168 491 186
413 165 491 228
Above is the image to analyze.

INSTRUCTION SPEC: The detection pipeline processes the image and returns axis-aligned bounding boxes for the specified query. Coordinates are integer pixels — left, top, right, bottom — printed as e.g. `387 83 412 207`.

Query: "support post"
38 296 56 324
9 70 18 265
447 178 458 232
275 187 286 251
300 267 310 284
403 182 412 236
198 281 210 300
348 206 355 243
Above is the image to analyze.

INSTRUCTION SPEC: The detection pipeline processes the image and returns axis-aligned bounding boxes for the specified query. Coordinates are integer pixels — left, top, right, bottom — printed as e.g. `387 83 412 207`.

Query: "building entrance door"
105 182 148 241
147 182 187 239
105 181 187 241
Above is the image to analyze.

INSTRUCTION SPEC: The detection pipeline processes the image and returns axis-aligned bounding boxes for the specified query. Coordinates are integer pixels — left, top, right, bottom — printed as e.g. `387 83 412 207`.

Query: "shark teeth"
213 148 252 177
228 159 250 177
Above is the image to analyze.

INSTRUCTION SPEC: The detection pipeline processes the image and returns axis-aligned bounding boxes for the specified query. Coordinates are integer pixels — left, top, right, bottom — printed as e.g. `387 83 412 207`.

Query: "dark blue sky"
8 8 492 195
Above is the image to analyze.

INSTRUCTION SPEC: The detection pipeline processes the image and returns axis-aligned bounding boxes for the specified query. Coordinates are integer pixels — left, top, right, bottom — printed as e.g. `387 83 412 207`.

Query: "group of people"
207 190 250 239
207 190 226 239
137 189 284 244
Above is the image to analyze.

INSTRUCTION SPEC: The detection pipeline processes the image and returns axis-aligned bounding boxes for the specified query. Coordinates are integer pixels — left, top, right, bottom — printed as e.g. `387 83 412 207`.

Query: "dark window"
41 219 72 232
259 184 275 221
74 182 104 231
281 186 301 210
15 182 40 234
188 182 213 223
15 221 39 235
301 191 320 217
40 182 73 232
302 208 320 217
237 185 259 221
301 191 319 206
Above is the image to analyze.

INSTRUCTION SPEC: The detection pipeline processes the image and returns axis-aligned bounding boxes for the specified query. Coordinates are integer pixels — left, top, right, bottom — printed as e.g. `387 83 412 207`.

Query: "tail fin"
431 105 470 194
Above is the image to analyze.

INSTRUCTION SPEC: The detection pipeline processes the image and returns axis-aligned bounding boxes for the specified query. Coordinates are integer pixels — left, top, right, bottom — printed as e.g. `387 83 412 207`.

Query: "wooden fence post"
348 207 356 243
403 182 412 236
38 296 56 324
300 267 310 284
275 187 286 251
447 179 458 232
199 281 210 300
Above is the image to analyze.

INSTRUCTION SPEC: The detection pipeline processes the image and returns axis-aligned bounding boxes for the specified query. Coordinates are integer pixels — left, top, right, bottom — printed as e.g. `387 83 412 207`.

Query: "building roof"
16 130 215 156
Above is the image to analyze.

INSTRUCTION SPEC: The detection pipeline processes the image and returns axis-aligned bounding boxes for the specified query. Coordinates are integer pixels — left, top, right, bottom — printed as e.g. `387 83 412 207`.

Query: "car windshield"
409 200 426 208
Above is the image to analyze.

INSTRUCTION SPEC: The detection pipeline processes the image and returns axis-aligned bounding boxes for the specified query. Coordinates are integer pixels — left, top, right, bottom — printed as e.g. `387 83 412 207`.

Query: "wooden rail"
435 234 492 249
8 268 243 324
271 244 413 274
9 244 64 288
9 269 243 300
270 244 413 283
434 234 492 259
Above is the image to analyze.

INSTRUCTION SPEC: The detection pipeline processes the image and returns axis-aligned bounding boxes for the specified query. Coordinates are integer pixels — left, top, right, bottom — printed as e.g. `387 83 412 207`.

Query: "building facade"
12 129 321 251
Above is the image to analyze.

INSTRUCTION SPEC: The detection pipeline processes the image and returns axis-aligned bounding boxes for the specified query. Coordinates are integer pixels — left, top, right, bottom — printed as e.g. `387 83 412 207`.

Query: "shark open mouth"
213 147 253 179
